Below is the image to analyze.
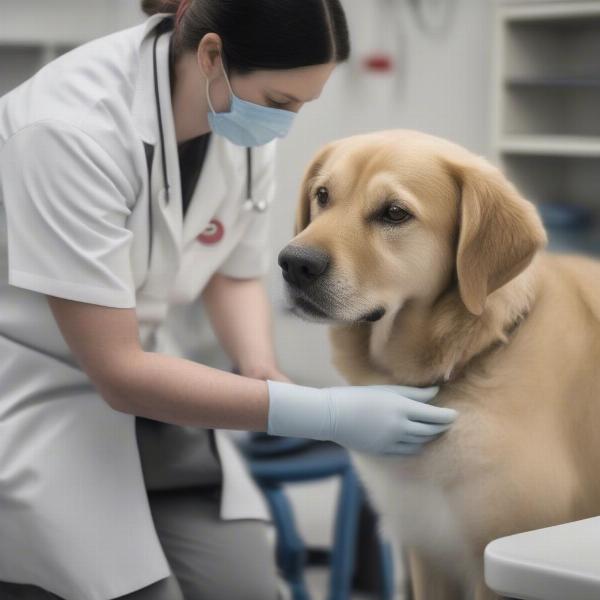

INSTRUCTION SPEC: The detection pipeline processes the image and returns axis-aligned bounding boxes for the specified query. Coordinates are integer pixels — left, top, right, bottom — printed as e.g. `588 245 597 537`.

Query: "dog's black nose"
278 245 330 288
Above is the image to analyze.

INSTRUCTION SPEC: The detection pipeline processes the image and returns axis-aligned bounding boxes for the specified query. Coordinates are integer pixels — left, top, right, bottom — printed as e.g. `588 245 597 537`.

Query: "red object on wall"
363 53 394 72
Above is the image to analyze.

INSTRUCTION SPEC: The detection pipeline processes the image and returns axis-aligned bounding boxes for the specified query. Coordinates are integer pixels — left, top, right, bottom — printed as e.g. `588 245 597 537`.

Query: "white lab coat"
0 13 272 600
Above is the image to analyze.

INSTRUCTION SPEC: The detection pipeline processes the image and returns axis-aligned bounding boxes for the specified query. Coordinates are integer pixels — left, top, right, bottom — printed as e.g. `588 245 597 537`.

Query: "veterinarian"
0 1 458 599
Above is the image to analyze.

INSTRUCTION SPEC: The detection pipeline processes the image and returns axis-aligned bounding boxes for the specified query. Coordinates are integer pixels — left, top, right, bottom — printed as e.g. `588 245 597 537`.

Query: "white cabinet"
492 1 600 255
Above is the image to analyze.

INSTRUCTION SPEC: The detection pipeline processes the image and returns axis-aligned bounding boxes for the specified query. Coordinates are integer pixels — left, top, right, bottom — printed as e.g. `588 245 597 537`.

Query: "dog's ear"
447 156 547 316
295 143 335 235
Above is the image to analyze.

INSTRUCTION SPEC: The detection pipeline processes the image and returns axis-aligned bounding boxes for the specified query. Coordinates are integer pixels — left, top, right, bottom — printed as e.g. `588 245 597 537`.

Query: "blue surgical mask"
206 63 296 147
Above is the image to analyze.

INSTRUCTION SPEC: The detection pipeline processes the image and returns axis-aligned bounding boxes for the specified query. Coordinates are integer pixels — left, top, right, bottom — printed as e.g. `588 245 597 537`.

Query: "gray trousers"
0 486 280 600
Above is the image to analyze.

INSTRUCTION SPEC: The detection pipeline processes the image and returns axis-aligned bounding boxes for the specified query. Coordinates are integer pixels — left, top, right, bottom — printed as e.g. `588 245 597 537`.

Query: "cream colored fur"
286 130 600 599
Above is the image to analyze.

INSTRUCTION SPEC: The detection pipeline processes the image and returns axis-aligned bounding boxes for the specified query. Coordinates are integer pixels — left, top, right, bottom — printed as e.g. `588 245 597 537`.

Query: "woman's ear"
447 156 547 316
294 143 335 236
196 33 224 79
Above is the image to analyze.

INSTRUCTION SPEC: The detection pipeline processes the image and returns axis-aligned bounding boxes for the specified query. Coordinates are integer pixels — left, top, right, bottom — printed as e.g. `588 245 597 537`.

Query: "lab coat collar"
131 14 174 145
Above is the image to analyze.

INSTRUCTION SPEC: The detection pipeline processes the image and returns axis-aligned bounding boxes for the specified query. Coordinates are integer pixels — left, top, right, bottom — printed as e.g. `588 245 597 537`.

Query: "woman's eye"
383 204 412 224
268 98 289 108
316 187 329 207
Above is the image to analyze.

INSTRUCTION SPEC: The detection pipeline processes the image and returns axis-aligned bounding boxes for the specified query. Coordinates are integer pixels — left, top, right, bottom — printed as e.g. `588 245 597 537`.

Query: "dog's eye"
383 204 412 224
315 187 329 207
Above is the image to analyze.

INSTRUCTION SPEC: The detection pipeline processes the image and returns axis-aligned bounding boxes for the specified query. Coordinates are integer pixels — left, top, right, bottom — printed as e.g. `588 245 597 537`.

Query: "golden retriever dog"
277 130 600 599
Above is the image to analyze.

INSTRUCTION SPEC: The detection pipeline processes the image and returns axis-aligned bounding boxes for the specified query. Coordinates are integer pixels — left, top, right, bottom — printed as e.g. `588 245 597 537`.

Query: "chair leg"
378 538 395 600
262 484 312 600
328 466 363 600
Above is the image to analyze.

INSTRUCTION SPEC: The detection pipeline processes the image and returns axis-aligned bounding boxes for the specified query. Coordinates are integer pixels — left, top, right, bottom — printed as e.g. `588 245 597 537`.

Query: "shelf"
501 154 600 210
506 76 600 88
501 86 600 137
499 135 600 157
0 2 145 49
0 39 88 48
494 2 600 257
500 3 600 25
546 225 600 257
539 205 600 258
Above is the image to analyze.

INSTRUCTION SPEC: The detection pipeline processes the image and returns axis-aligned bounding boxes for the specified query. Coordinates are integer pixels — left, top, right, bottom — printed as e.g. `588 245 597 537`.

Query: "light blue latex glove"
267 381 458 455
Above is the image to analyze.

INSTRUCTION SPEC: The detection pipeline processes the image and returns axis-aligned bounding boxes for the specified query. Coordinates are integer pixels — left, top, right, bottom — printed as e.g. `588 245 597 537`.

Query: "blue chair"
238 434 395 600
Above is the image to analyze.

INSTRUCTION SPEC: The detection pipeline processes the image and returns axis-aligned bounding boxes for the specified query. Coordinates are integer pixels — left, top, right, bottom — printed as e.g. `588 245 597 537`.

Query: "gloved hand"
267 381 457 455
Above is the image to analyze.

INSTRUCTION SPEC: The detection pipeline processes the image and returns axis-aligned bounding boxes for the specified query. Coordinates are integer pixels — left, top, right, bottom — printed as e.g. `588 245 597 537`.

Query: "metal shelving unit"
492 1 600 255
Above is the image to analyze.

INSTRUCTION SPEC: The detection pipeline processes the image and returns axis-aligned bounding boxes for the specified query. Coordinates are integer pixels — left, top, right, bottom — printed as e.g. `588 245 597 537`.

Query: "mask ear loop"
205 56 234 115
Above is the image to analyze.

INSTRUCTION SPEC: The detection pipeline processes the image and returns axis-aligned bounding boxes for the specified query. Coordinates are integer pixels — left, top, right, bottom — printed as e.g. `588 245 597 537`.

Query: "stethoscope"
152 22 267 214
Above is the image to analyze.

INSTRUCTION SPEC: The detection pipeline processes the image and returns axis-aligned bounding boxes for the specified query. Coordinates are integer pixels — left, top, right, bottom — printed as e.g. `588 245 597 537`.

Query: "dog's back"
281 128 600 598
348 251 600 599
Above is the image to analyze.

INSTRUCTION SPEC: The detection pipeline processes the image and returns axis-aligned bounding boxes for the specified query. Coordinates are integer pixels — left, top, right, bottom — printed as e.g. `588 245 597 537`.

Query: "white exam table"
484 516 600 600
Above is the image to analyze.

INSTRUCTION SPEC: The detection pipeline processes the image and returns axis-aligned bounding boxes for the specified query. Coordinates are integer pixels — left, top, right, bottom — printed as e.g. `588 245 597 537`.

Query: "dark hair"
141 0 350 74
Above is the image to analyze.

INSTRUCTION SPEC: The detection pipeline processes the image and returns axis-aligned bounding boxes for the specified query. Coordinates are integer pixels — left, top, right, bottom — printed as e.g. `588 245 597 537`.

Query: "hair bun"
141 0 181 16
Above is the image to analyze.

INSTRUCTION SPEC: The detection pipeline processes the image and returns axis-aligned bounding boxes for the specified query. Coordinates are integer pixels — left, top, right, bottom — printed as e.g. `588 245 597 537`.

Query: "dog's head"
278 130 547 323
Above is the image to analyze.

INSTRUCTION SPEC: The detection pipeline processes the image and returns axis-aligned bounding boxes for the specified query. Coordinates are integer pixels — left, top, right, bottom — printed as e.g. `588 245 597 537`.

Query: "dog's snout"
278 245 330 288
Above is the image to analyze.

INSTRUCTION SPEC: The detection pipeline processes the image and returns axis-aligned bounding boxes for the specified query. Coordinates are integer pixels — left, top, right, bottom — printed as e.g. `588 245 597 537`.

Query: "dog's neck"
366 258 539 388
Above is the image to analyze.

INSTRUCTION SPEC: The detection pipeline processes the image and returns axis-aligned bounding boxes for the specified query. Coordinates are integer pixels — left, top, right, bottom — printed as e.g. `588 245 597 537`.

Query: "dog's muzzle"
278 245 330 289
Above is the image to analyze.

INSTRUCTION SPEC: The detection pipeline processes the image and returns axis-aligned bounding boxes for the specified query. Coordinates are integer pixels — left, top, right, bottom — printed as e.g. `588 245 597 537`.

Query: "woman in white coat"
0 0 458 598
